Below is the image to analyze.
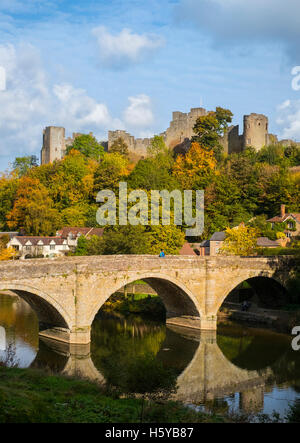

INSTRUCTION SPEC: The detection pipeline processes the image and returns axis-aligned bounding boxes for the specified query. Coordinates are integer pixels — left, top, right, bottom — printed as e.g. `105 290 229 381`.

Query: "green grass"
0 367 224 423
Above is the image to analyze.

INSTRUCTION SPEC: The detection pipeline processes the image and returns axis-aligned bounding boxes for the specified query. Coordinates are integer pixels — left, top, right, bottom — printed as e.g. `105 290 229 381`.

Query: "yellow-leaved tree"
173 142 216 189
0 246 16 261
219 225 259 256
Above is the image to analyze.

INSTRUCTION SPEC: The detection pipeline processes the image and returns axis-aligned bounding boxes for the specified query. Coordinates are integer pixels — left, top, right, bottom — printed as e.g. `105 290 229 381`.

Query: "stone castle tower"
41 126 66 164
40 128 91 165
243 113 269 150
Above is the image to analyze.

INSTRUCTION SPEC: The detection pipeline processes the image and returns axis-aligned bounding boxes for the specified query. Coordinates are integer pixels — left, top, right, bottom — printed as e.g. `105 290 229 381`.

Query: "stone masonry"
0 255 296 344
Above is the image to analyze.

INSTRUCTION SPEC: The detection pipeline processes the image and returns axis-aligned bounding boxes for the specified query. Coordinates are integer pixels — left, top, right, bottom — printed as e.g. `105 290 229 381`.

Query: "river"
0 292 299 420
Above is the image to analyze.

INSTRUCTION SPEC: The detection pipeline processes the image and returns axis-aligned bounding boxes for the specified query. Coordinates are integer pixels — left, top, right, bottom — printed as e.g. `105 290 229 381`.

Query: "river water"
0 293 299 419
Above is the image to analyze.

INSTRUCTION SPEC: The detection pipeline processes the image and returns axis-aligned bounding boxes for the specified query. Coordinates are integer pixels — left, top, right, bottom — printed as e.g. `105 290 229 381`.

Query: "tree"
0 175 19 230
109 137 129 158
0 246 16 261
12 156 38 177
192 107 233 160
6 177 61 235
147 136 173 166
94 152 129 193
173 142 216 189
66 134 104 161
129 158 179 191
0 234 15 261
219 225 259 256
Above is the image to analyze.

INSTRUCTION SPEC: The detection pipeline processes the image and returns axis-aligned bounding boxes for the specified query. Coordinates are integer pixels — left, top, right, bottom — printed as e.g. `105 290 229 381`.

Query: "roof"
179 243 197 256
11 236 66 246
57 227 104 239
256 237 280 247
210 232 226 241
199 240 210 247
267 213 300 223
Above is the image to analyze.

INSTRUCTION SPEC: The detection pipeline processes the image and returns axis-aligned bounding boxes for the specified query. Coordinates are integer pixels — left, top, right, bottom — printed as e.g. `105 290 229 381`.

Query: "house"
205 231 282 256
56 227 104 250
209 232 226 256
8 236 69 259
267 205 300 240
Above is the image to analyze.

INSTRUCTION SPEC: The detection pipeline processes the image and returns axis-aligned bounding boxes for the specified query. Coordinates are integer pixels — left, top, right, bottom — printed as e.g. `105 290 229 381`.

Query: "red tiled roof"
179 243 197 256
267 213 300 223
57 227 104 239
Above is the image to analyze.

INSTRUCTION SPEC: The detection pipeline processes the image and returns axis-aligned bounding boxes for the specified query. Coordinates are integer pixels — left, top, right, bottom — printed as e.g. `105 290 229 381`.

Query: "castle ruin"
40 108 284 165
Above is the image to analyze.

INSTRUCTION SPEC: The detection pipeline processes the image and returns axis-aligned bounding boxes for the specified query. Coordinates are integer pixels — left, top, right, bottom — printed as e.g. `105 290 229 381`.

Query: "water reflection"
0 293 300 418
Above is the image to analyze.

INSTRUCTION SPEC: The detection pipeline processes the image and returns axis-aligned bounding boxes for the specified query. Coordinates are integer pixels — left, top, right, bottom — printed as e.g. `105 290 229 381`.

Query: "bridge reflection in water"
30 325 285 415
1 291 299 416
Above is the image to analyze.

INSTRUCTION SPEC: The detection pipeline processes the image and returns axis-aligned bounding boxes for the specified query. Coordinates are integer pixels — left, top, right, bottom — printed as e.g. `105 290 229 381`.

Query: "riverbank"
219 302 300 333
0 366 226 423
0 366 298 423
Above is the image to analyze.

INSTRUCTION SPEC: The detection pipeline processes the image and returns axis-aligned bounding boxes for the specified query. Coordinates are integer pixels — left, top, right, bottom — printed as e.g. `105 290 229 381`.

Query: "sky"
0 0 300 170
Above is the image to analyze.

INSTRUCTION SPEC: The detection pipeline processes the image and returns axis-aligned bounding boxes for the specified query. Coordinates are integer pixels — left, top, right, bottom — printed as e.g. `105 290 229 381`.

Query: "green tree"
109 137 129 158
12 155 38 177
192 107 233 160
66 134 104 161
94 153 129 193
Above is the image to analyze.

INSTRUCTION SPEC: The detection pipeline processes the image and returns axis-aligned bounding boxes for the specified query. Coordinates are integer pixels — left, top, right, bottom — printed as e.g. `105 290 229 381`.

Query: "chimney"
280 204 286 218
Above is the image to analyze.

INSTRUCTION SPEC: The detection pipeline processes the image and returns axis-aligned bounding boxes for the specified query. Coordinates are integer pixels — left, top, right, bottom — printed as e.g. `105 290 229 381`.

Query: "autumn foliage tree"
173 142 216 189
219 225 259 256
6 177 61 235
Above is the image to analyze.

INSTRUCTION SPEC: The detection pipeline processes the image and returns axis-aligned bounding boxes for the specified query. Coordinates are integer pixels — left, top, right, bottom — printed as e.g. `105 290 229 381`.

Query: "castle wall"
41 109 280 165
162 107 207 149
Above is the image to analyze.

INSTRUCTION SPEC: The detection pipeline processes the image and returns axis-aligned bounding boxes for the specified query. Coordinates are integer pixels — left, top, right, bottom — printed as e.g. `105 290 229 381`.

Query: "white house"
8 236 69 259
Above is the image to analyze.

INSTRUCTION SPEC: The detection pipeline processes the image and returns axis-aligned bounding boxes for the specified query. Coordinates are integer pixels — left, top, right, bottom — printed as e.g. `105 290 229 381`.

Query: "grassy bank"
0 367 225 423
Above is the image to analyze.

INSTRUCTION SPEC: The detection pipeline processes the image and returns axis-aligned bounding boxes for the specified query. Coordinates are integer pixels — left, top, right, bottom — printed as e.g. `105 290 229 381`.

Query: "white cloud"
277 99 300 140
92 26 164 68
277 100 291 111
123 94 154 128
0 43 122 159
176 0 300 60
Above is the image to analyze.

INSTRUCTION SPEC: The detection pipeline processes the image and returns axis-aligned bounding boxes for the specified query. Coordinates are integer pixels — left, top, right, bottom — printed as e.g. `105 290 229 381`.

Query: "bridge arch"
216 271 288 313
0 283 72 330
88 272 202 328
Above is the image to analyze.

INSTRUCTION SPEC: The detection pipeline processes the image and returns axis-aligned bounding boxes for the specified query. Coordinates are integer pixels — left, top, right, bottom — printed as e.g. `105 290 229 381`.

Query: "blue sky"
0 0 300 170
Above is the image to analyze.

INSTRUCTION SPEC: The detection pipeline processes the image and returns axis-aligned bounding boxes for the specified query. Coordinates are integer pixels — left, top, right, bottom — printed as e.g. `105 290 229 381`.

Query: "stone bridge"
0 255 297 344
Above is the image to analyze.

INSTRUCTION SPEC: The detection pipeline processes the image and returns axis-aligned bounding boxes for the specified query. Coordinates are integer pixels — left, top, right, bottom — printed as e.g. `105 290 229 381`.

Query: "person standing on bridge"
159 250 165 258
